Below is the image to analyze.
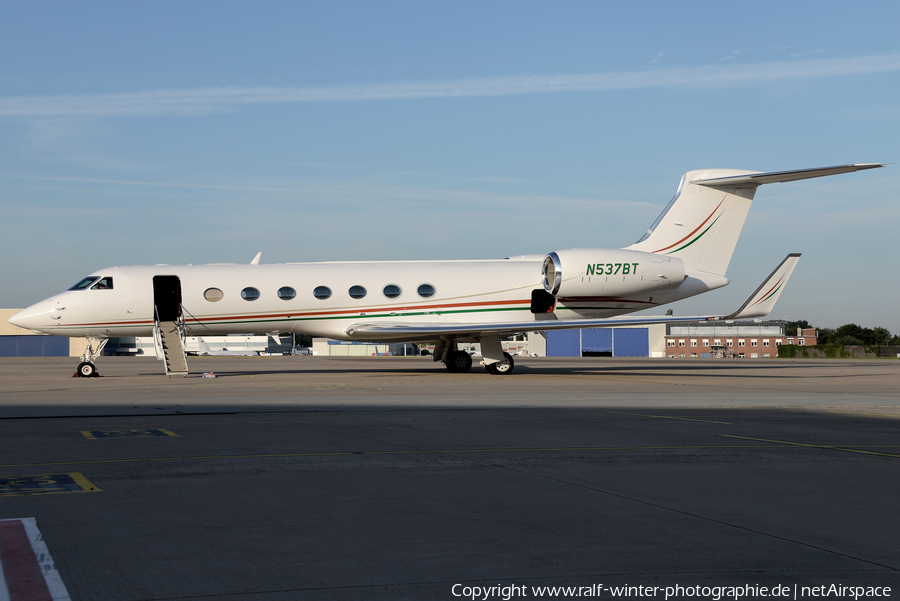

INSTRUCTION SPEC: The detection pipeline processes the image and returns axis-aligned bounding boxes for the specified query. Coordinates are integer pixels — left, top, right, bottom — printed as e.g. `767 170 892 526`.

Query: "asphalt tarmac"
1 355 898 600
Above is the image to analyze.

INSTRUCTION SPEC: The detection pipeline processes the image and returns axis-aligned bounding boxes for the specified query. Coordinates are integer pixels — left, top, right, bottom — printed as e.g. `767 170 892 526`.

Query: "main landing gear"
445 350 473 373
436 337 516 375
73 337 109 378
484 352 514 375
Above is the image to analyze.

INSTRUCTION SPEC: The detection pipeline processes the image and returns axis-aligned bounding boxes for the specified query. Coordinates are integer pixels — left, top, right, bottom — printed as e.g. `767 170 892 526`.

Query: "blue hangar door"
545 328 649 357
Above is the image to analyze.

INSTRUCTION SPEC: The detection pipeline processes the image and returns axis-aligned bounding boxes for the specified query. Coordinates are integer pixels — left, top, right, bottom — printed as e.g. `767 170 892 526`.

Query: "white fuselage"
10 257 722 342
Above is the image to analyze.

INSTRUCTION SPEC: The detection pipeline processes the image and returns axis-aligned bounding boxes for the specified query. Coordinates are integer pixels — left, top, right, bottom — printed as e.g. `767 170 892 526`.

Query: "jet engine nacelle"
542 248 685 298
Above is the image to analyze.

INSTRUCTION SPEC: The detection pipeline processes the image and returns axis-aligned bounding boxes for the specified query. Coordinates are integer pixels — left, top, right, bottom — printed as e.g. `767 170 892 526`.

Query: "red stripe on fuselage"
63 298 533 329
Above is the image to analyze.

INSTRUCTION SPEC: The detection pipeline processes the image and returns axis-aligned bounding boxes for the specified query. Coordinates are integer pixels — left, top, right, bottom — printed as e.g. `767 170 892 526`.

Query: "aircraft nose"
9 301 57 333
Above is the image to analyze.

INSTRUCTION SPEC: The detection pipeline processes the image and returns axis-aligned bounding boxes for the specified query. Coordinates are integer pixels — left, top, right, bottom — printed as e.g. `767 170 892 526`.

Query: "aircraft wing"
345 254 802 341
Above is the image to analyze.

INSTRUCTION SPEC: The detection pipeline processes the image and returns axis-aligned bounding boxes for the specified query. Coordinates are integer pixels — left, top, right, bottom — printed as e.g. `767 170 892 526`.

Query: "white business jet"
9 164 883 377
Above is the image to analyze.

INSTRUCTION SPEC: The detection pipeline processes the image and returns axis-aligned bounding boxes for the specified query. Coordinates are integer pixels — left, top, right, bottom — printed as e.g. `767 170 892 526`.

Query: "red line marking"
0 520 53 601
652 198 724 253
67 298 533 328
749 276 784 307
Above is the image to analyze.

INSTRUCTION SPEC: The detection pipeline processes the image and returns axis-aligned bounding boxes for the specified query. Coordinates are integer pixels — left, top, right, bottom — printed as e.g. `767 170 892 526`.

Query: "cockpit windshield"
69 277 100 291
68 276 113 291
91 277 113 290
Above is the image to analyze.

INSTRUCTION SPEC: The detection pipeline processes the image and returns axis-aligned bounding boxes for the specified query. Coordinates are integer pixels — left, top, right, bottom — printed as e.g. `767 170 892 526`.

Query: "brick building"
664 321 817 358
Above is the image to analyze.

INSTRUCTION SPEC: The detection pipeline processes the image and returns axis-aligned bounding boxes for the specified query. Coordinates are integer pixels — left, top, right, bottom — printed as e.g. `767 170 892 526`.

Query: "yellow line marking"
823 410 900 419
80 431 97 439
607 411 733 425
158 429 180 437
0 444 786 470
76 414 741 429
69 472 103 492
720 435 900 458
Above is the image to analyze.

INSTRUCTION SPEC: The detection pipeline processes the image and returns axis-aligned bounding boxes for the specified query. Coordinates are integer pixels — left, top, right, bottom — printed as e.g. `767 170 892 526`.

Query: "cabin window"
349 285 367 299
69 277 100 291
313 286 332 300
383 284 401 299
91 277 113 290
277 286 296 300
204 288 224 302
241 287 260 301
417 283 436 298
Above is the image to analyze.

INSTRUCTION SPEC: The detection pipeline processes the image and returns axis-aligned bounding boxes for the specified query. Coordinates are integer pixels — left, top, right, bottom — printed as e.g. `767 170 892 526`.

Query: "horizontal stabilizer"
692 163 884 188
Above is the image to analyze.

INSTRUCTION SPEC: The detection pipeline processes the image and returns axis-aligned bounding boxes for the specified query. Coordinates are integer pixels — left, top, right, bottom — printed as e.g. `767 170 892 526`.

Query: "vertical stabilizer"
626 169 758 277
627 164 884 277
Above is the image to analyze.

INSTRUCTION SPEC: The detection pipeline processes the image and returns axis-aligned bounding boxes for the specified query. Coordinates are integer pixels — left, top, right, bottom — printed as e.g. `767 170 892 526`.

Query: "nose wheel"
75 362 99 378
73 337 108 378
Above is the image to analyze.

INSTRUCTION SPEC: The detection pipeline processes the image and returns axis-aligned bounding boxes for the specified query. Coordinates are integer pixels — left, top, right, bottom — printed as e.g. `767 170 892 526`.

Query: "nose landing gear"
72 337 109 378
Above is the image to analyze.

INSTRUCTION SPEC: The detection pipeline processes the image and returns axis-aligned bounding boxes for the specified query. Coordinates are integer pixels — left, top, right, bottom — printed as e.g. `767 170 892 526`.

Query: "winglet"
251 252 262 265
721 254 801 320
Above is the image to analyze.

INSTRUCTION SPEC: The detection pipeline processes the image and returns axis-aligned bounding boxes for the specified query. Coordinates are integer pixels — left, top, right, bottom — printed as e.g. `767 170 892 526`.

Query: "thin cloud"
1 54 898 118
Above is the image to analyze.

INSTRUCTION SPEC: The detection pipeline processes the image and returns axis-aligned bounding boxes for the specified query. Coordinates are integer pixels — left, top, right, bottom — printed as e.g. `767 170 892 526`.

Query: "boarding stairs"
153 307 189 377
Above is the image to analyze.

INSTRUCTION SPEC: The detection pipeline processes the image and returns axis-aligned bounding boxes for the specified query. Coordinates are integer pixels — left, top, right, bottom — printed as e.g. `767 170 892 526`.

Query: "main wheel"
485 352 515 375
76 362 97 377
445 351 473 373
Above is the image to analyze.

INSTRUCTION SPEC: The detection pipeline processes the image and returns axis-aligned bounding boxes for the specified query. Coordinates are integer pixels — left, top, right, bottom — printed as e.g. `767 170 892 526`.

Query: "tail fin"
198 338 212 355
626 168 758 277
626 164 884 277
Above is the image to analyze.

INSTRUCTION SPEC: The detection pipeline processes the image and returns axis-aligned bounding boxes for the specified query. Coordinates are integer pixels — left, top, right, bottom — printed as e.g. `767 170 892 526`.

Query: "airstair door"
152 276 188 377
153 276 182 322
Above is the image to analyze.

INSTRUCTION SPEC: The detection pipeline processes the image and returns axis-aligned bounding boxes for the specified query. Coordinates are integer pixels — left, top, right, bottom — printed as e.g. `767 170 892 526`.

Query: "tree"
785 320 811 336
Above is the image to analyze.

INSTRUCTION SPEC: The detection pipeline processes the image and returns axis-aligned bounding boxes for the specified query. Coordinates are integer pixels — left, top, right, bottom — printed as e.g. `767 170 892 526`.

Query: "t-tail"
626 164 884 277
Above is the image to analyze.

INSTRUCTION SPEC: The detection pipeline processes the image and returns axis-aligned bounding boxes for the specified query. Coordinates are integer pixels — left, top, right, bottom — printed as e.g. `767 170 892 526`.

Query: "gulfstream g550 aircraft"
10 164 883 377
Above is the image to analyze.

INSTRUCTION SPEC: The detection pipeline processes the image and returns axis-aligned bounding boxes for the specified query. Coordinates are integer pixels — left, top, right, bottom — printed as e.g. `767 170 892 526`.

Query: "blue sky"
1 1 898 332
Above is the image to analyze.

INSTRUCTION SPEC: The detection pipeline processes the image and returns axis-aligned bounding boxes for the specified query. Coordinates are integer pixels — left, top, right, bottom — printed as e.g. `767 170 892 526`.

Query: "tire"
445 351 473 373
485 352 515 375
76 362 97 377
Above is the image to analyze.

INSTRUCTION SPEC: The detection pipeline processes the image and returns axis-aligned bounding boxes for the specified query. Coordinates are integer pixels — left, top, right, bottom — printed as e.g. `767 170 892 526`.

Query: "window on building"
738 339 745 347
798 338 805 346
702 339 709 346
726 340 733 347
763 339 770 347
667 340 675 347
776 339 783 346
678 340 685 347
714 339 721 346
690 353 697 358
786 338 793 345
690 340 697 347
751 340 758 347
